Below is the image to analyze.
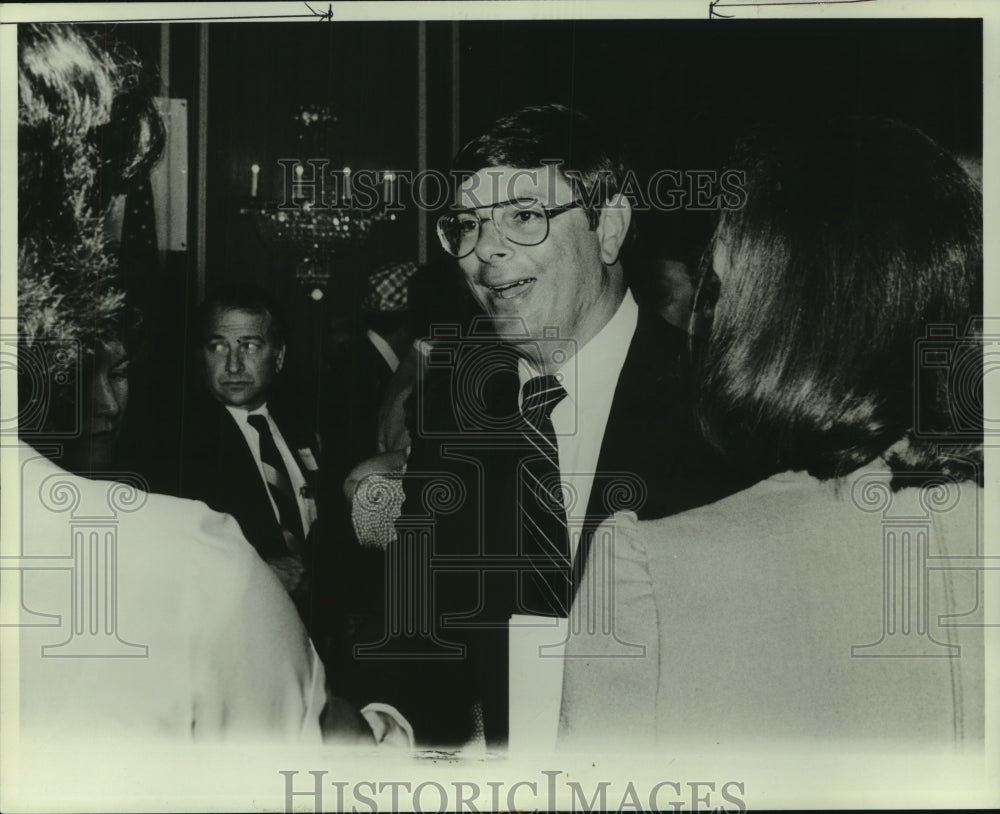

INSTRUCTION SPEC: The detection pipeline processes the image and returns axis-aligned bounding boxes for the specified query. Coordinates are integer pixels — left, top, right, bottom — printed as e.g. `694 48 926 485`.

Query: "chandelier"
240 104 399 297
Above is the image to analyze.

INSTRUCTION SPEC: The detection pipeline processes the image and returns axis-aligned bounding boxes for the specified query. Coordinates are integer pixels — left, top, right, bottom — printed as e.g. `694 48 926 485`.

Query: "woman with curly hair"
13 25 380 755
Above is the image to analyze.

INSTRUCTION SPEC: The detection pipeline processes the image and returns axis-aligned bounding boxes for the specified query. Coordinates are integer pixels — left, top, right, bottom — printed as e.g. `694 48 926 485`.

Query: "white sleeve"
188 510 325 742
361 703 415 749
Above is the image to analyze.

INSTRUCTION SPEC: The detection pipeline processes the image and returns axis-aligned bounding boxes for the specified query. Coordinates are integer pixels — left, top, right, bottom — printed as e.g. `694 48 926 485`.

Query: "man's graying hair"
452 104 629 232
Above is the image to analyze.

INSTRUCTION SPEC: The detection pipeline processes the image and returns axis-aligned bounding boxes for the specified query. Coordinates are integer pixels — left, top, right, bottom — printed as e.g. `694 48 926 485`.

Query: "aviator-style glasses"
436 197 582 259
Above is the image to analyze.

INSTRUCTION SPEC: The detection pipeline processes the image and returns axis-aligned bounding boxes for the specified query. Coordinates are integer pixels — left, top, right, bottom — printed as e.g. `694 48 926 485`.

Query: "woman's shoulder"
605 462 981 552
139 491 262 563
20 446 264 585
607 470 824 539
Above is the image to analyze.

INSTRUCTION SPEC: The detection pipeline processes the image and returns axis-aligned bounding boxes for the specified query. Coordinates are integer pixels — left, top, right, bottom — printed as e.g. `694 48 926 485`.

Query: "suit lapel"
582 311 683 517
573 311 691 584
212 404 289 559
571 310 750 591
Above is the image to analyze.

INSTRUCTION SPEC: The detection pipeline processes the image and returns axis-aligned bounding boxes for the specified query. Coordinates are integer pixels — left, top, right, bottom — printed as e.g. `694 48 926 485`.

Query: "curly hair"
18 24 163 350
18 24 164 437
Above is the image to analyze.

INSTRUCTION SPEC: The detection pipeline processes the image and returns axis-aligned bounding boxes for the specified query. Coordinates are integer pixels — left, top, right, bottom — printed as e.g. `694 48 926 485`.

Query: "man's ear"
276 344 286 373
597 193 632 265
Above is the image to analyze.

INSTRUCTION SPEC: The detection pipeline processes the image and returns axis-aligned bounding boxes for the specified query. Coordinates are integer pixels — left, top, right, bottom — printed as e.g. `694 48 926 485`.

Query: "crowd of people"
13 23 984 757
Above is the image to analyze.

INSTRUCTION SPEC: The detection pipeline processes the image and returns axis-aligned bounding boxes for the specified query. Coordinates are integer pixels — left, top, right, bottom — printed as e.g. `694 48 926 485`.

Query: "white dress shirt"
367 328 400 373
509 290 639 752
517 289 639 558
225 404 317 540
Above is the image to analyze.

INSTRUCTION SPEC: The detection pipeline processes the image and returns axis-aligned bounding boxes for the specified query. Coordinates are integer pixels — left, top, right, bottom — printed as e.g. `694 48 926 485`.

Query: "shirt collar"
517 289 639 403
225 403 270 424
367 328 401 373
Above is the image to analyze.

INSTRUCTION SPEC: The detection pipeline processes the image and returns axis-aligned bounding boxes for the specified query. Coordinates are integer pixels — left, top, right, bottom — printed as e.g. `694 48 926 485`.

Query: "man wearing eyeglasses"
438 171 627 375
357 104 742 751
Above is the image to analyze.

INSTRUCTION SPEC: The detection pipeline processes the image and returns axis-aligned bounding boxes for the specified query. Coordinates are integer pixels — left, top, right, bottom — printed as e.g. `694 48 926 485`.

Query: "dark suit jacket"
173 398 318 559
320 333 396 491
348 309 750 747
312 333 399 678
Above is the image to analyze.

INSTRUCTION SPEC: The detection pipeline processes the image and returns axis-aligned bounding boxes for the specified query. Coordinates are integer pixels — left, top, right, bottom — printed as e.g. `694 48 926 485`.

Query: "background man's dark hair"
195 284 289 346
452 103 629 231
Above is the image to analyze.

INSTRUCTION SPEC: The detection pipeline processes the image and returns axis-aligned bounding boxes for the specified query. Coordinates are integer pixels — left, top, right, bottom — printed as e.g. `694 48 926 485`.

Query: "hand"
343 449 408 502
266 554 305 594
362 707 413 748
321 695 376 746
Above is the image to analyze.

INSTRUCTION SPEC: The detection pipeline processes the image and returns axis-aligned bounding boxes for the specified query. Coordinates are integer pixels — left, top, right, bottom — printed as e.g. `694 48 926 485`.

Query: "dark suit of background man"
321 261 419 494
176 285 324 621
362 104 746 749
316 261 419 683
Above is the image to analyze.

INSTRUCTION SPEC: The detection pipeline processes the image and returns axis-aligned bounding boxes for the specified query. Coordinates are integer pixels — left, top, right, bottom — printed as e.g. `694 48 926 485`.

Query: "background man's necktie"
247 414 305 552
518 374 571 617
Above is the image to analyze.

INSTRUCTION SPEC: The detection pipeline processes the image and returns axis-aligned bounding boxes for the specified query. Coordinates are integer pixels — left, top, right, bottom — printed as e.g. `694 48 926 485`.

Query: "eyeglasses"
436 197 582 259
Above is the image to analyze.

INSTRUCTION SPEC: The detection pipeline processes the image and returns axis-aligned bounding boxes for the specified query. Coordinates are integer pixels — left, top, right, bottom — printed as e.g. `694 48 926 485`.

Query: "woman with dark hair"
697 118 981 486
559 117 984 749
50 307 142 475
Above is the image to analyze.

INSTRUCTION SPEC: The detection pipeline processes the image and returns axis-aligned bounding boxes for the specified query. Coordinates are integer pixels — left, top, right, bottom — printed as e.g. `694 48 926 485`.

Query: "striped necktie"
518 374 571 617
246 414 305 552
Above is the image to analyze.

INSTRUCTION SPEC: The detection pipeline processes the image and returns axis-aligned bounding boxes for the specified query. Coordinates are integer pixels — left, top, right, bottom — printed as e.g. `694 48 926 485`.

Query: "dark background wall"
115 17 981 292
457 19 981 170
104 17 981 450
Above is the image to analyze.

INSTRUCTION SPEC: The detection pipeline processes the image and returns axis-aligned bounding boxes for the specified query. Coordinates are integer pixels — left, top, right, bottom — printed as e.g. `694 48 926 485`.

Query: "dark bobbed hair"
195 284 289 346
452 103 628 231
696 117 982 486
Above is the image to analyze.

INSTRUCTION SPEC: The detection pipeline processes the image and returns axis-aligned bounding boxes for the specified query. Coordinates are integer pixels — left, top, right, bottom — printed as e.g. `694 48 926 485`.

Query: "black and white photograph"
1 1 996 811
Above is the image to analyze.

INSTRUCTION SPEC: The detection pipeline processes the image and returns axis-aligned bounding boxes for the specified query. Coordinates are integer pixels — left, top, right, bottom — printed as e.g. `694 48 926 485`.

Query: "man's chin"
486 312 537 341
213 385 263 409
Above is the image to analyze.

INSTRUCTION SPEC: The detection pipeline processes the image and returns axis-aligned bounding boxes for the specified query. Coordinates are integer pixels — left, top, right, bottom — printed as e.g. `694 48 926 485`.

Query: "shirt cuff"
361 702 415 749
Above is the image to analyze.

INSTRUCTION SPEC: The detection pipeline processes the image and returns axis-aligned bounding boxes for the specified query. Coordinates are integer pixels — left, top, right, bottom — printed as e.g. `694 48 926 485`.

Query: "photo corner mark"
304 2 334 22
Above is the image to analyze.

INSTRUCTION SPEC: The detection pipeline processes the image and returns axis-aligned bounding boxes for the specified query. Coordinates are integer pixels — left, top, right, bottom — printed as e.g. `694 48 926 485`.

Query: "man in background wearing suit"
321 261 418 495
179 285 323 618
358 104 745 749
